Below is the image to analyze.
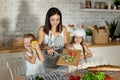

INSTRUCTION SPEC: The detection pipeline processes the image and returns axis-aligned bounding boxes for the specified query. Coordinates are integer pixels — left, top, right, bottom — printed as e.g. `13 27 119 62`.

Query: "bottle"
85 0 91 8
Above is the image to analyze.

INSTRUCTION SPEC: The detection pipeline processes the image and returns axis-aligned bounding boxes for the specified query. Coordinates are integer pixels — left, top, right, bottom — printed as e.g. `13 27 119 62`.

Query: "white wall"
0 0 120 44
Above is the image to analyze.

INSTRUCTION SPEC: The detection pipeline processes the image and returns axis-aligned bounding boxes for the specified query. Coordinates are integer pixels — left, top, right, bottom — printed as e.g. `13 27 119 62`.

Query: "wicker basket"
88 26 109 44
12 37 24 47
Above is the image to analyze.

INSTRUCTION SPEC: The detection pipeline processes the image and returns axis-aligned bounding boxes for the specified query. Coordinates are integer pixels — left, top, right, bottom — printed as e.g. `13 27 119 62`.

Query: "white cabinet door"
90 46 120 66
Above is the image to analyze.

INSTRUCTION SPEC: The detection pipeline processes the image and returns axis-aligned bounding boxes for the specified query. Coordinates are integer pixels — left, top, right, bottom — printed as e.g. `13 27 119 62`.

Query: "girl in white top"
67 29 92 60
23 34 45 75
67 29 92 72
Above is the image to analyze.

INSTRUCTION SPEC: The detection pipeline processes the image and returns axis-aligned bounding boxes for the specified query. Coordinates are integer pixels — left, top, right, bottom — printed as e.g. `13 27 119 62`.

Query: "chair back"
7 57 26 80
0 64 12 80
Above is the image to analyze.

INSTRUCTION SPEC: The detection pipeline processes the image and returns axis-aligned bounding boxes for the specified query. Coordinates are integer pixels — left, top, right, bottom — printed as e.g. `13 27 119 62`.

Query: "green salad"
82 71 105 80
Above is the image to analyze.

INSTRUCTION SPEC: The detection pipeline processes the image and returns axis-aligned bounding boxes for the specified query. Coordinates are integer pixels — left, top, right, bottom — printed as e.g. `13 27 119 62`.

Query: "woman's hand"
46 47 55 55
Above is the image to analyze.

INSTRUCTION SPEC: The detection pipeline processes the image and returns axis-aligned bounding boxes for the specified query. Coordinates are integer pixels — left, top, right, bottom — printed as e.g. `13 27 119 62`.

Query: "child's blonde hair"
24 33 36 42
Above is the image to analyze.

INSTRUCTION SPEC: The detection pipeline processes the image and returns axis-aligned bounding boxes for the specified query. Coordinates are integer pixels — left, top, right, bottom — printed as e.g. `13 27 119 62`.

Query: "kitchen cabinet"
80 45 120 69
90 46 120 65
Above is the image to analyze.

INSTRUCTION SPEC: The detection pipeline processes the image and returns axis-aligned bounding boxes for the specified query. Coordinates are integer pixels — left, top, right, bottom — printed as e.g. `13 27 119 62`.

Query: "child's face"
74 35 83 44
24 37 33 50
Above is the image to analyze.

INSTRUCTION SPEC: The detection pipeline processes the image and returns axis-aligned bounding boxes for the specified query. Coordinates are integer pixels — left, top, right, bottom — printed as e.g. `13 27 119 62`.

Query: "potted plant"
105 19 118 41
114 0 120 9
85 28 92 43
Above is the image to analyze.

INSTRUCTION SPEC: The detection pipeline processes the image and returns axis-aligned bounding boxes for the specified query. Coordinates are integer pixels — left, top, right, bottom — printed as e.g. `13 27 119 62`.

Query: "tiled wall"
0 0 120 46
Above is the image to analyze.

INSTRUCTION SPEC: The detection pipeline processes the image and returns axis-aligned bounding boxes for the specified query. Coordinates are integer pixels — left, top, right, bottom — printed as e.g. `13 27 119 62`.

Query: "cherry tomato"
69 75 74 80
105 77 110 80
105 74 110 78
74 76 80 80
68 51 76 57
109 77 114 80
92 70 96 74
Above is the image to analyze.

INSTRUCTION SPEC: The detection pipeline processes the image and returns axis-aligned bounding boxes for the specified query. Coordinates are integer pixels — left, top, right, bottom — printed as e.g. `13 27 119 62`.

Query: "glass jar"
85 0 91 8
101 2 106 9
94 2 101 9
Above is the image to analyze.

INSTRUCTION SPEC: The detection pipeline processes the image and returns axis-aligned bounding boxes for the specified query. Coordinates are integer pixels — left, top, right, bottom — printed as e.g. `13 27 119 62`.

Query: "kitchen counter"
0 41 119 53
87 41 120 47
0 46 26 53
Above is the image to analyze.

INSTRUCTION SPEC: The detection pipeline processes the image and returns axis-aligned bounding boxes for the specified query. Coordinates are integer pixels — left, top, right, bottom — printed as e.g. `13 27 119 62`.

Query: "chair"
0 59 12 80
7 57 26 80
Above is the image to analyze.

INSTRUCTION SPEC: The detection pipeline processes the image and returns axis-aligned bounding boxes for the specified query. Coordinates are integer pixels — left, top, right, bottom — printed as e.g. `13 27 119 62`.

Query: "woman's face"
24 37 33 50
74 36 83 44
50 14 60 28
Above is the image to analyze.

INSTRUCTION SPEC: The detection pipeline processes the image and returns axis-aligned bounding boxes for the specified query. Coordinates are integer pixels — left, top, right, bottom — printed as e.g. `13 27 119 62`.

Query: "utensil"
53 51 69 57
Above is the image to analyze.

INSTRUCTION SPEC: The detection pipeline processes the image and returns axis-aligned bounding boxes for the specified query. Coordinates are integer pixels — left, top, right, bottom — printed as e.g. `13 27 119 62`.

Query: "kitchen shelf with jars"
80 0 120 12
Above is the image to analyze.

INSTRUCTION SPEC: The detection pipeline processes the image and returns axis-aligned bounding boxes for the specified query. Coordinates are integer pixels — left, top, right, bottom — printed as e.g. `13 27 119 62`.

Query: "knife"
53 51 70 57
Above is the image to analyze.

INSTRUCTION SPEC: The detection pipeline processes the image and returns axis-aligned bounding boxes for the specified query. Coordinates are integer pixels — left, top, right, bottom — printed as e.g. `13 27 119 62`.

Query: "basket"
88 26 109 44
12 37 24 47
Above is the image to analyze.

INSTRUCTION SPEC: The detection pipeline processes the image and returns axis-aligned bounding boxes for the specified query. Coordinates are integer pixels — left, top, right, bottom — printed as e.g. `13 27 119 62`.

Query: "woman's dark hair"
44 7 62 35
70 36 87 61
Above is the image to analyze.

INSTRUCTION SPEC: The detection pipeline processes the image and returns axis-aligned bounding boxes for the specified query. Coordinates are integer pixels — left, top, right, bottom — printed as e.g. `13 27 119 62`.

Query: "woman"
37 7 68 69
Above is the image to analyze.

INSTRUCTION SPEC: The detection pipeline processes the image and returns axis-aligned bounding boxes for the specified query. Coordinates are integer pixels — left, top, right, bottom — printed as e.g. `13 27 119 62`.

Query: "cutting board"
56 49 81 67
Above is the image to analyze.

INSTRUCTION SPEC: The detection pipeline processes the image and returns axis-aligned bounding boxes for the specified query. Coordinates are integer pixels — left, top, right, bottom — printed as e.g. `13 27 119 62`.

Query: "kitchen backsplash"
0 0 119 46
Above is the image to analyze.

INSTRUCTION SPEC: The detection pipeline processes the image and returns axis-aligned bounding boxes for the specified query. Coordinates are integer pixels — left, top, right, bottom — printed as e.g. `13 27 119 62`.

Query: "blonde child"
23 33 45 75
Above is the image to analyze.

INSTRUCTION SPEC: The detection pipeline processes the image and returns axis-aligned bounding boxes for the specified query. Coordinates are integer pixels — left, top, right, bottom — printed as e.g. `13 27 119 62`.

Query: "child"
23 33 45 75
68 29 92 60
67 29 92 72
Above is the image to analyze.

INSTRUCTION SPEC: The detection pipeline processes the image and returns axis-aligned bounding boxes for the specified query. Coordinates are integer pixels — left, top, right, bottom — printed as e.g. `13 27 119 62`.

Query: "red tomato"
92 70 96 74
68 51 76 57
105 77 110 80
74 76 80 80
105 74 110 77
109 77 114 80
69 75 74 80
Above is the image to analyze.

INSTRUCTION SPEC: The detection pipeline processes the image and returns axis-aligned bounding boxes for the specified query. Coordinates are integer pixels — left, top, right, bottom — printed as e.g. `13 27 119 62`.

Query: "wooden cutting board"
56 49 81 67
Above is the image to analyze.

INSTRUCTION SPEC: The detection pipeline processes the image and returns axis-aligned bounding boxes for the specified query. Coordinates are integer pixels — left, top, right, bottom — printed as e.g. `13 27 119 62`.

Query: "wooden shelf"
80 8 120 12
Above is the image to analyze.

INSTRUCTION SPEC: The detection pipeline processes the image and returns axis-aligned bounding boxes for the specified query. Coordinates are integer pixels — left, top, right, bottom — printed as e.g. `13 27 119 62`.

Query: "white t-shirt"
25 52 45 75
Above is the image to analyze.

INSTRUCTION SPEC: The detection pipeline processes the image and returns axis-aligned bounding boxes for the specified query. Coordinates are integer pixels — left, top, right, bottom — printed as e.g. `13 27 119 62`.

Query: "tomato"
105 77 110 80
105 74 109 77
92 70 96 74
74 76 80 80
68 51 76 57
69 75 74 80
109 77 114 80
